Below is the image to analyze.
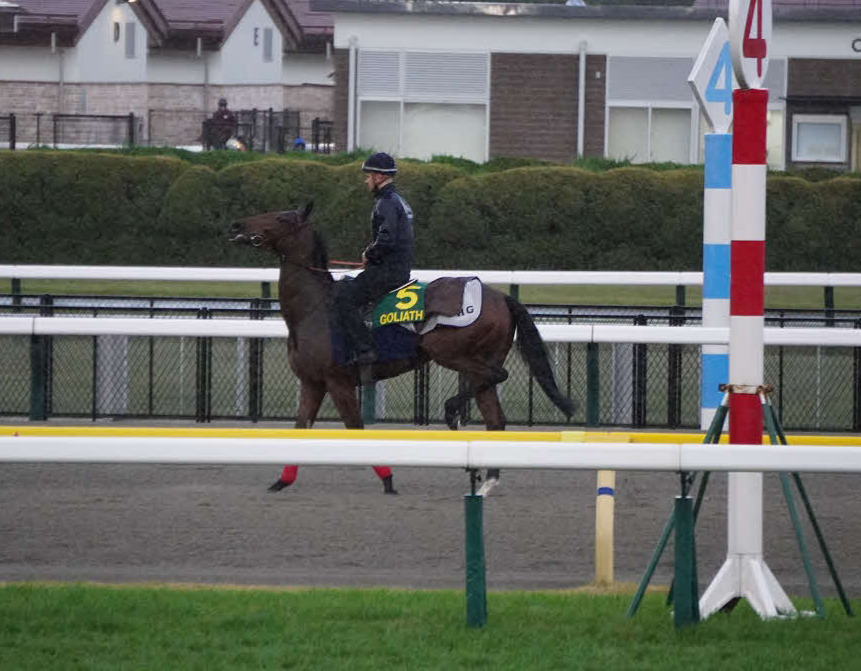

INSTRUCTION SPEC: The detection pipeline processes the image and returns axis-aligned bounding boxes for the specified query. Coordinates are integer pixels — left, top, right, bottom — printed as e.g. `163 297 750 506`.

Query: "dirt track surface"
2 453 860 597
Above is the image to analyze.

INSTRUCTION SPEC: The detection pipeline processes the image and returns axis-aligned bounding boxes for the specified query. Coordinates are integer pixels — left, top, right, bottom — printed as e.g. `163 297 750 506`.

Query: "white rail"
1 316 860 347
1 436 860 473
2 264 861 288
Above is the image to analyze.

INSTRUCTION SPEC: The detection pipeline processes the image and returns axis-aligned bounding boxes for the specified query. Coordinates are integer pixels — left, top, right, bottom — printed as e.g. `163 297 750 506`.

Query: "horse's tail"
505 294 577 418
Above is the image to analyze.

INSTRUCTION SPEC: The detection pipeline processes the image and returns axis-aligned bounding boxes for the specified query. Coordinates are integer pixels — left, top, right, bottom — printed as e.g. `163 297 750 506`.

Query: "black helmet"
218 98 227 107
361 152 397 175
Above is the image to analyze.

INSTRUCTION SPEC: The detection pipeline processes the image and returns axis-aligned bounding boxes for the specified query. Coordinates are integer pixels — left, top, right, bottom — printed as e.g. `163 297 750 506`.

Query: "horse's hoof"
444 402 460 430
383 475 398 495
267 479 290 493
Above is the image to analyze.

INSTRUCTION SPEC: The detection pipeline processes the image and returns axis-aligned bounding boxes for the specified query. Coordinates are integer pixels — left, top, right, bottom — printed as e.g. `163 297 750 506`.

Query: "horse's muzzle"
228 222 251 244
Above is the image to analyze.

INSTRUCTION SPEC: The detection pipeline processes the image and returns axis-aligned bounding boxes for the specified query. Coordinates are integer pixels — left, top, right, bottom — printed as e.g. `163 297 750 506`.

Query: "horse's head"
229 202 314 256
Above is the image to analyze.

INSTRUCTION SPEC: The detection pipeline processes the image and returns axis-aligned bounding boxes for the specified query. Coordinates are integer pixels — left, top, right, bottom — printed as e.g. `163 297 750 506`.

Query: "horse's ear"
301 201 314 221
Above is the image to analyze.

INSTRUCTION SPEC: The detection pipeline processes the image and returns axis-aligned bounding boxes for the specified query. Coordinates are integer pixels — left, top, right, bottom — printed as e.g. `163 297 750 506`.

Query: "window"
356 50 489 162
263 28 273 63
792 114 847 163
124 22 135 59
607 106 692 164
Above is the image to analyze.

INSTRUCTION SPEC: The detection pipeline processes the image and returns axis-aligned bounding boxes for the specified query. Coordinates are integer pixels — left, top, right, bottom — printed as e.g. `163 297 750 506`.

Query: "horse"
228 202 576 494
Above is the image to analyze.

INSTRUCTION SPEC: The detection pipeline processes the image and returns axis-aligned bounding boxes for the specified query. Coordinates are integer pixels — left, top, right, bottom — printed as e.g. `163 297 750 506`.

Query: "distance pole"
701 133 732 430
699 88 795 619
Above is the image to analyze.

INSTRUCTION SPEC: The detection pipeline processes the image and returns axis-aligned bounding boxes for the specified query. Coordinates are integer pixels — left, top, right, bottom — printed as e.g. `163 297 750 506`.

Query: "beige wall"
1 80 333 147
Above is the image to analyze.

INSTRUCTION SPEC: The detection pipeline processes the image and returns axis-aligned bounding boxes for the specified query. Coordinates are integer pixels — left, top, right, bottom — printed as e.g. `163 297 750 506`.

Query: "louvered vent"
358 51 401 96
404 52 488 102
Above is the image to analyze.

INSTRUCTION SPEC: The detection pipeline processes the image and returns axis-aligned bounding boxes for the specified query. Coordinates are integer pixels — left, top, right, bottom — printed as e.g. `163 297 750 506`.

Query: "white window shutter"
358 51 401 97
404 52 488 103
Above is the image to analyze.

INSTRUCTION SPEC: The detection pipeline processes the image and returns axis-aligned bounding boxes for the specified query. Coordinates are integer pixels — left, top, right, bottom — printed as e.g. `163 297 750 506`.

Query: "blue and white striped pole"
701 133 732 429
689 18 735 430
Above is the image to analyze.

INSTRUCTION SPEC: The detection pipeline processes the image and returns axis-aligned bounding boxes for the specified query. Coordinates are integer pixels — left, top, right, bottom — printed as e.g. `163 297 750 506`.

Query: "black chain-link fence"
51 113 138 148
200 109 332 153
2 294 860 431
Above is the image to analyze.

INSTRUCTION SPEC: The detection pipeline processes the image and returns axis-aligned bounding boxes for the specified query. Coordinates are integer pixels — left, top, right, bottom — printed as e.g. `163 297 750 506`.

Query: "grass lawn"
0 584 856 670
7 279 860 310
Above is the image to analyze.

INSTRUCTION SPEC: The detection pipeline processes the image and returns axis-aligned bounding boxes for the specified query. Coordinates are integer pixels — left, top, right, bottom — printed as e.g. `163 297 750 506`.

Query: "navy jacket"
363 182 414 270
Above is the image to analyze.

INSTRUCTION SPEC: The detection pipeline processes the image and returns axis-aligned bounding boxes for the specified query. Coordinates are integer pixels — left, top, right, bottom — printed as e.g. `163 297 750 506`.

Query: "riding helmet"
361 152 397 175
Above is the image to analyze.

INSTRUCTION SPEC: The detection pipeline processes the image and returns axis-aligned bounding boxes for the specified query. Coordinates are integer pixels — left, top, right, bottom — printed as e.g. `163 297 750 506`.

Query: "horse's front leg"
268 381 326 493
328 379 397 495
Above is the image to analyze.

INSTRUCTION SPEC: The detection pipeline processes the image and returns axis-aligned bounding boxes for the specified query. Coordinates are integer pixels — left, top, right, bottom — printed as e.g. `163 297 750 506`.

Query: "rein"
279 255 363 275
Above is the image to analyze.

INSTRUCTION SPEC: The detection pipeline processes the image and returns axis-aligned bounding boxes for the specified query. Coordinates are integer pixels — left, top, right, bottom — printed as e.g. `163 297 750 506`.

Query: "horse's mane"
311 230 330 272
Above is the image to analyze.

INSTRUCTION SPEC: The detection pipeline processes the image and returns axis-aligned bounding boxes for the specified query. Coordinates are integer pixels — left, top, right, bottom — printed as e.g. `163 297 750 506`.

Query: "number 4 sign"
688 18 737 133
729 0 771 89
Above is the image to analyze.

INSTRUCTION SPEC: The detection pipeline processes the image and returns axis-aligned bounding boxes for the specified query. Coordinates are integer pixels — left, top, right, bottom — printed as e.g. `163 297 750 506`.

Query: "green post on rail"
362 383 375 425
586 342 600 426
464 494 487 628
673 495 700 628
29 335 47 421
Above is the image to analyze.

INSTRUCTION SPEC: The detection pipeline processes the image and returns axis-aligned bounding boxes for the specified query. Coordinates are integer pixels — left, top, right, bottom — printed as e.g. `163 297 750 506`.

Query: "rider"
210 97 236 149
334 152 415 367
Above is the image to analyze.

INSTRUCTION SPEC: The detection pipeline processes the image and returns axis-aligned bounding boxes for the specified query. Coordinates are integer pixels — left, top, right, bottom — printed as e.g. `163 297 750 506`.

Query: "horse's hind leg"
269 380 326 493
443 366 508 430
473 384 505 495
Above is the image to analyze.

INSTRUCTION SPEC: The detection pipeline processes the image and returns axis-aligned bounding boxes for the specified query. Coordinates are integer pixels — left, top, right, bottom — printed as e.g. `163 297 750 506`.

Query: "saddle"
371 277 483 334
331 277 483 366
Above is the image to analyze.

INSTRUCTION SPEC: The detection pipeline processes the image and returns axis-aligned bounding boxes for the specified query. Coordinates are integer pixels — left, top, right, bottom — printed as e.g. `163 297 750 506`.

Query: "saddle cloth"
330 277 483 366
369 277 482 334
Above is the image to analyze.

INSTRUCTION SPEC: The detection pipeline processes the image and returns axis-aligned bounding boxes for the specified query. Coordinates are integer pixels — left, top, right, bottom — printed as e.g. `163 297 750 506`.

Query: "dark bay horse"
229 203 576 494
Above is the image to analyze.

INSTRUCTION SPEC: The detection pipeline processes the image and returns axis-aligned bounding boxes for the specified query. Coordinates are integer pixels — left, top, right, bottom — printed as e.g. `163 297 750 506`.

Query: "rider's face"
364 172 382 192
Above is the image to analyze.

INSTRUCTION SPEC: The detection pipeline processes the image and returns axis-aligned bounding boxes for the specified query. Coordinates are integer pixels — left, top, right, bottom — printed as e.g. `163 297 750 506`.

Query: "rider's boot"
383 474 398 495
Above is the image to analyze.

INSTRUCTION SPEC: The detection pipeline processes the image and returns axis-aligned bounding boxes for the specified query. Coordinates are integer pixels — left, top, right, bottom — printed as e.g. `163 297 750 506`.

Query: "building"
0 0 335 146
316 0 861 171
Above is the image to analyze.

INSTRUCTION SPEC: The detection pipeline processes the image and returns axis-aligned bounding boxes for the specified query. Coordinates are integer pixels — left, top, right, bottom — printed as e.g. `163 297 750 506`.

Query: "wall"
67 1 146 83
335 13 861 61
283 53 333 86
217 0 283 85
489 53 578 163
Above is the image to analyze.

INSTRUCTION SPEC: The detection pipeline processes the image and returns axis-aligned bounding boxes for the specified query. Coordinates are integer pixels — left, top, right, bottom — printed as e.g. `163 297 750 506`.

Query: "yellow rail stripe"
1 426 858 446
0 426 559 441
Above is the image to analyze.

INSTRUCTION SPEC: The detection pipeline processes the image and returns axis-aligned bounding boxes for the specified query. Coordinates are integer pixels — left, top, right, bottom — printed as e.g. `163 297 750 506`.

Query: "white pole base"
699 554 796 619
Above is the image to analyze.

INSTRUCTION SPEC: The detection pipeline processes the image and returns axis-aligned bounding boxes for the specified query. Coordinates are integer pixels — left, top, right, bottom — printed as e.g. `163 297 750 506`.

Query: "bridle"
238 213 363 274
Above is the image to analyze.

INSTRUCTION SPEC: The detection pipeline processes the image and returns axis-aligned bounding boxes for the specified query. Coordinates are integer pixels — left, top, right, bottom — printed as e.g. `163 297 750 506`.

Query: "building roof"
2 0 332 51
694 0 861 7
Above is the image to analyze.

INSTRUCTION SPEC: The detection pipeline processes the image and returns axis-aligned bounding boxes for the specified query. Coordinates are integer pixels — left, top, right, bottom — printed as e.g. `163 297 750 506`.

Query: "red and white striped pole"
699 88 795 619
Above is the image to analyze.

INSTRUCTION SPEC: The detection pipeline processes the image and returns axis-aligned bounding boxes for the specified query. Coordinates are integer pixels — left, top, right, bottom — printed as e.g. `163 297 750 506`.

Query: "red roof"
12 0 94 20
7 0 331 48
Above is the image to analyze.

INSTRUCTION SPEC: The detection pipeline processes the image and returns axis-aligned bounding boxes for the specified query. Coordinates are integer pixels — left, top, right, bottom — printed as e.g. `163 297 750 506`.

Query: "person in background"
210 98 235 149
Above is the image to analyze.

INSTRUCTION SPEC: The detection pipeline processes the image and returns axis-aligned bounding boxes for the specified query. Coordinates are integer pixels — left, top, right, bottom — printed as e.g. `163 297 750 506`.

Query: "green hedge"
0 152 189 265
2 150 860 271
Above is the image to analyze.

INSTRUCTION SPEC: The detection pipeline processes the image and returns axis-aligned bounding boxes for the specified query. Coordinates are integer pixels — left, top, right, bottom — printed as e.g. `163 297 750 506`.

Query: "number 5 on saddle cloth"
330 277 483 366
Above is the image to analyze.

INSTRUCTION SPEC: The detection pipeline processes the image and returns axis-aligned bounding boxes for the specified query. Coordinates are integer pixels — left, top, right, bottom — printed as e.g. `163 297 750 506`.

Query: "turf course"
0 584 856 670
9 279 861 309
